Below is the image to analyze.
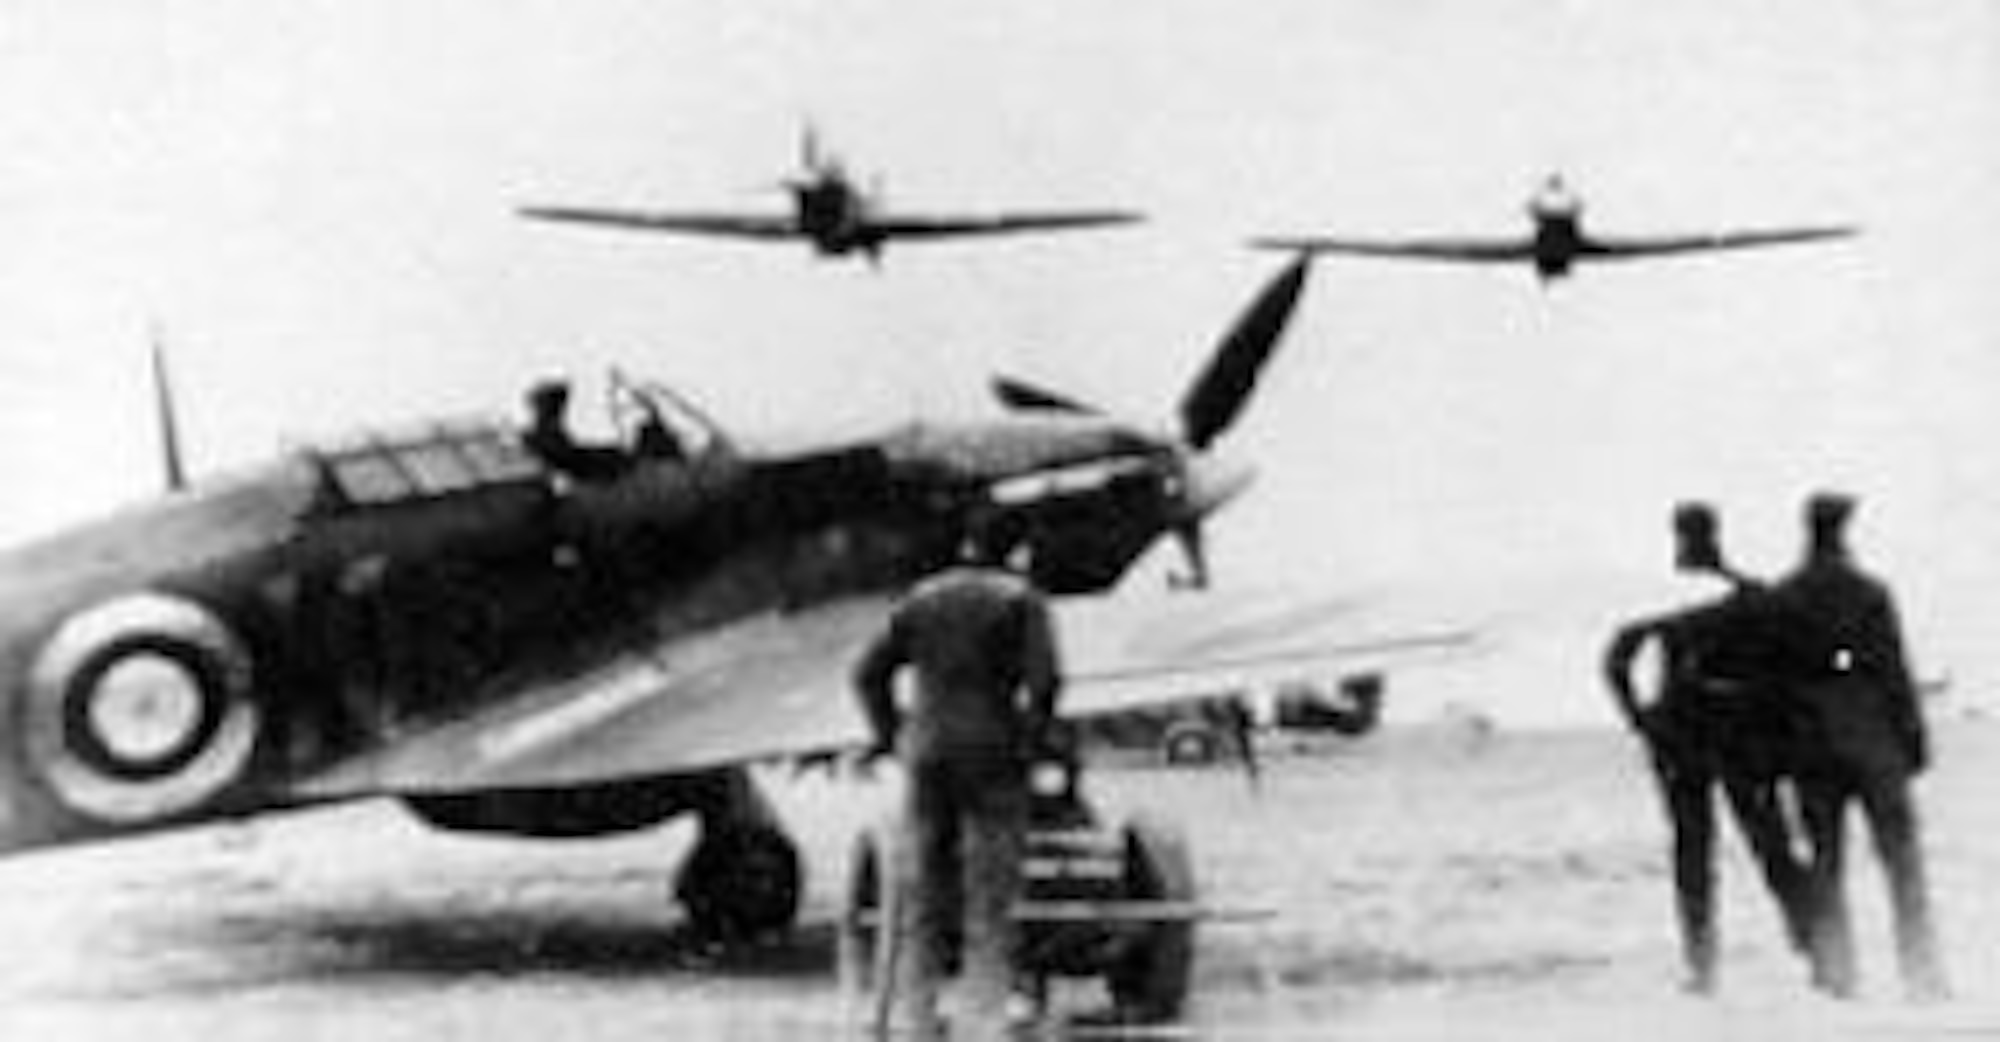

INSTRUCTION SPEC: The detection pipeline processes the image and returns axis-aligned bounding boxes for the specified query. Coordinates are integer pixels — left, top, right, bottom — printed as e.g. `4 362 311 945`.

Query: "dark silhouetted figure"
1603 502 1812 994
521 379 630 481
1775 492 1946 1000
852 542 1061 1040
632 405 686 461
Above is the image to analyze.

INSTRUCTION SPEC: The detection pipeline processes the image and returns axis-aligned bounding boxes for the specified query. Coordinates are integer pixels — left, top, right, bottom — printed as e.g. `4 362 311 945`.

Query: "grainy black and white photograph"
0 1 1994 1038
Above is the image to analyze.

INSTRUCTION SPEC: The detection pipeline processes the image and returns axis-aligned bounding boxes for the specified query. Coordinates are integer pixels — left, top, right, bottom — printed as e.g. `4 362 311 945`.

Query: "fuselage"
0 402 1197 856
1528 193 1586 280
792 174 877 256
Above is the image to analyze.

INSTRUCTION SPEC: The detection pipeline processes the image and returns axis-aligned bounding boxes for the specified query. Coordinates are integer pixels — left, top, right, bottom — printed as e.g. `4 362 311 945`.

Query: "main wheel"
676 822 802 942
1108 814 1197 1022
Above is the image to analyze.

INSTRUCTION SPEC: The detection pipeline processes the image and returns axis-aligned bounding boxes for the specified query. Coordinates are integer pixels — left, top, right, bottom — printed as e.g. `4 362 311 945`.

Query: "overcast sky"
1 0 1994 708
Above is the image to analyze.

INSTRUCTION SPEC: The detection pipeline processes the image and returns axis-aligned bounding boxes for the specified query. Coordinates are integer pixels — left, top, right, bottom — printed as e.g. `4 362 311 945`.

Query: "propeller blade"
1167 450 1256 590
1178 255 1312 450
991 376 1103 416
1169 523 1209 590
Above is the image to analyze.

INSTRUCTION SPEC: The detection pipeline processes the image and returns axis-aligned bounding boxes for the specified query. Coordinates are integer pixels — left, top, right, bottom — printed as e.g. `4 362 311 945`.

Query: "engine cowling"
23 592 262 826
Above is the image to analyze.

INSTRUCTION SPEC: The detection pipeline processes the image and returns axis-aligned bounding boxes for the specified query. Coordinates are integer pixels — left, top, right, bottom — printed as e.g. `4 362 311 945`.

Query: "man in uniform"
852 537 1061 1039
1603 502 1812 994
521 379 629 481
1774 492 1946 1000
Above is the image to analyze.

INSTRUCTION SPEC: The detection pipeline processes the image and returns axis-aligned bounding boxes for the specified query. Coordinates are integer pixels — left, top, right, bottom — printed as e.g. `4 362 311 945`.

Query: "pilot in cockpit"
522 379 631 481
1529 173 1583 222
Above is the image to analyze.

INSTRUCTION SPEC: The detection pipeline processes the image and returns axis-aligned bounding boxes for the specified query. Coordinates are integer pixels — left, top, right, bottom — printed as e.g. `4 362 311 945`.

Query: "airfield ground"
3 720 1999 1041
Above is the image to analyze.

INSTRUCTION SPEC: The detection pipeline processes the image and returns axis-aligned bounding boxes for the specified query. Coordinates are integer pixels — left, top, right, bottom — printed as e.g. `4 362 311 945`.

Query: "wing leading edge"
1577 225 1857 261
517 205 803 240
868 210 1143 241
1249 234 1536 263
295 587 1481 800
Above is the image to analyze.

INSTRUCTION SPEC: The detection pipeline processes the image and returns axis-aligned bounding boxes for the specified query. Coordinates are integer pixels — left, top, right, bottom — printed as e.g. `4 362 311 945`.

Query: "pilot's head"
528 379 570 420
1671 500 1724 574
1804 490 1857 557
1530 173 1582 219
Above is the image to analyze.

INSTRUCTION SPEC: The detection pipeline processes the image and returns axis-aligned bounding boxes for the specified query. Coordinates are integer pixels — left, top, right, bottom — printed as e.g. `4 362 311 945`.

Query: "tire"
1109 814 1197 1023
677 822 802 942
1161 723 1219 766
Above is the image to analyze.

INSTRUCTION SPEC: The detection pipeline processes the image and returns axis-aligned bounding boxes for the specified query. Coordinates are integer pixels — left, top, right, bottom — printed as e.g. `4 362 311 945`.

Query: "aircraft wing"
1579 225 1857 260
517 205 803 240
1055 587 1482 721
1249 234 1535 262
866 210 1143 241
294 587 1479 800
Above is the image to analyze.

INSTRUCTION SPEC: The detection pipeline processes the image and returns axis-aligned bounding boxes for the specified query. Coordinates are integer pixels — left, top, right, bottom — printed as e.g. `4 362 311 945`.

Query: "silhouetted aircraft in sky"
520 127 1142 264
1253 174 1856 283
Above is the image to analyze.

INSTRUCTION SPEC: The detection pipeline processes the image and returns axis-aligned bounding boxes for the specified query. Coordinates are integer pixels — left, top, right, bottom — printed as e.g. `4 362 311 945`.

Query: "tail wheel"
1110 814 1197 1023
676 822 803 942
24 593 260 825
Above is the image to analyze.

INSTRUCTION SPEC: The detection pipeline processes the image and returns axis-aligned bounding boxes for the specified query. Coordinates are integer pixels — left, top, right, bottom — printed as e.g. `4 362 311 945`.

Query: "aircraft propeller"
991 256 1313 588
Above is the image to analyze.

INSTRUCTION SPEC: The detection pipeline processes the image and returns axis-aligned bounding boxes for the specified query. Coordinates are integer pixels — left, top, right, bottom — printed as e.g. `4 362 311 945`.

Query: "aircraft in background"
0 257 1476 941
519 127 1143 264
1252 174 1857 284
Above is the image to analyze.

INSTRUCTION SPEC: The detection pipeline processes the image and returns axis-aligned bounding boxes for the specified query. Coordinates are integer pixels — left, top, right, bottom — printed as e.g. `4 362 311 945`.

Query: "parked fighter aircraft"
1252 174 1856 284
0 257 1476 939
518 128 1142 264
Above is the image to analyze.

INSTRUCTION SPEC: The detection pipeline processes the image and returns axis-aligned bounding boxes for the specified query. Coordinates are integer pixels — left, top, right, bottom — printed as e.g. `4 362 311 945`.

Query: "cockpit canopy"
302 374 736 512
601 370 730 462
305 419 540 511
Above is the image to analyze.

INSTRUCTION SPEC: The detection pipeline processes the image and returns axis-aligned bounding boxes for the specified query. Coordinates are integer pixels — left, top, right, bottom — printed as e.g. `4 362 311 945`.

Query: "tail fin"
150 328 187 492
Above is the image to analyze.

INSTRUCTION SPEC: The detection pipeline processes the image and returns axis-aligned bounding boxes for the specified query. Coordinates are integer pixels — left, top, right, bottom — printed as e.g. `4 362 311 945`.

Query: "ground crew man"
852 542 1062 1039
1774 492 1946 1000
1603 502 1811 994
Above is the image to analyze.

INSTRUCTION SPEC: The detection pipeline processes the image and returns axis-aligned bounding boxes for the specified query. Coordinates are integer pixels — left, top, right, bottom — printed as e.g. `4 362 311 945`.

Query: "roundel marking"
25 592 260 824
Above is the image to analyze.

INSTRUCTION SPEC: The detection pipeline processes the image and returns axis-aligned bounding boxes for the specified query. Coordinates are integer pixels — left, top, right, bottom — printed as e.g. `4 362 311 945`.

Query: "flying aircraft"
518 128 1143 264
1252 174 1857 284
0 257 1476 940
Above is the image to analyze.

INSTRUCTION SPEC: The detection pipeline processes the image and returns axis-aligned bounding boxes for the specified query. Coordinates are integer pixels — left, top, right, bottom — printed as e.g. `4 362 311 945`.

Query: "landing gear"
674 770 803 943
677 821 802 942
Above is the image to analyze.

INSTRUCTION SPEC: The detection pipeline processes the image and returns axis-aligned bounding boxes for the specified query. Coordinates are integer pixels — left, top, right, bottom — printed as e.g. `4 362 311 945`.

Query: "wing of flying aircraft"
1247 234 1536 262
866 211 1143 241
1577 225 1858 260
295 586 1481 800
516 205 803 240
